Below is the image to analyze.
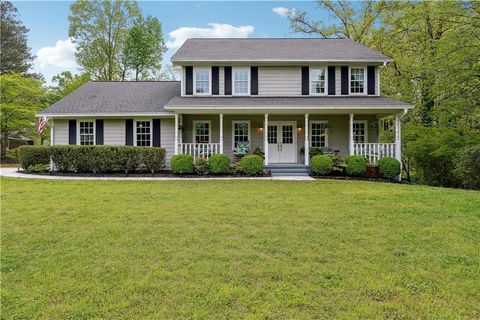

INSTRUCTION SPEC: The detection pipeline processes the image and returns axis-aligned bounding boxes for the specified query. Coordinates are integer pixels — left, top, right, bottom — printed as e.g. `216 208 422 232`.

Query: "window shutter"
328 67 336 95
185 66 193 95
153 119 161 147
301 66 309 95
367 66 376 95
212 66 219 95
250 66 258 95
224 66 232 95
95 119 104 145
341 66 349 95
68 120 76 145
125 119 134 146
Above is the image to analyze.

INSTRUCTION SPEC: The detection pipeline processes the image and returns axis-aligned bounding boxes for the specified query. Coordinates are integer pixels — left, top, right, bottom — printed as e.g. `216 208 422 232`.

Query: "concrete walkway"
0 167 315 181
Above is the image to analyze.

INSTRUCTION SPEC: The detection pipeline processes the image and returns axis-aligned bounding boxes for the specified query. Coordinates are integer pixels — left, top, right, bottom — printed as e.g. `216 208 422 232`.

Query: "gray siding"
53 119 69 144
258 67 301 96
104 120 125 145
161 118 175 166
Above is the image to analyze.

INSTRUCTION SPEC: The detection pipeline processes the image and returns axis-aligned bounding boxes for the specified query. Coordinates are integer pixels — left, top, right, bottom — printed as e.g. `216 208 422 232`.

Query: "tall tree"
49 71 91 103
68 0 140 80
0 1 35 74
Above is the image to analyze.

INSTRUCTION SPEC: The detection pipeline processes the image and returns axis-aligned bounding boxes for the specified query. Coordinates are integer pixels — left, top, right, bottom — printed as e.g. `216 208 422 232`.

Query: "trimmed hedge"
18 146 51 170
171 154 194 174
208 154 230 174
235 154 264 176
378 157 401 179
345 155 368 176
310 155 333 176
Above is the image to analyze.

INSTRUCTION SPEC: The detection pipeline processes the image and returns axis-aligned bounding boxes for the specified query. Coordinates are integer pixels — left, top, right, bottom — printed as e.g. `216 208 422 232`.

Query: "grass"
1 177 479 319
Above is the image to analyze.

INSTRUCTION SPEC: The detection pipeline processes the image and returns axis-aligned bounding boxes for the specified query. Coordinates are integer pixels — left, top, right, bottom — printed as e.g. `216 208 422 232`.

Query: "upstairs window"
194 68 210 94
233 67 249 95
310 121 328 147
193 121 211 143
350 68 365 94
79 121 95 145
136 120 151 146
353 121 368 143
310 68 326 94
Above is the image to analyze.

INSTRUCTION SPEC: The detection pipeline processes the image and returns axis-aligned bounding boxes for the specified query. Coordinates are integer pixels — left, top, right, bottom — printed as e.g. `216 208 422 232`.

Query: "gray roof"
39 81 180 115
171 38 391 63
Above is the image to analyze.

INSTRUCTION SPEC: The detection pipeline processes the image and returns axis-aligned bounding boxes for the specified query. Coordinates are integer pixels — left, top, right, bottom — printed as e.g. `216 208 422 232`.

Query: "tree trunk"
0 132 8 160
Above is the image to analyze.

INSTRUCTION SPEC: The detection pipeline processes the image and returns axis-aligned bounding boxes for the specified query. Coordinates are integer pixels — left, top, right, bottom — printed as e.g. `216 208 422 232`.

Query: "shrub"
140 147 166 173
208 154 230 174
378 157 401 179
194 157 210 175
27 164 50 173
88 146 115 173
50 146 73 172
18 146 51 170
171 154 194 174
310 155 333 176
345 155 368 176
115 146 141 173
455 145 480 190
235 154 264 176
309 147 323 157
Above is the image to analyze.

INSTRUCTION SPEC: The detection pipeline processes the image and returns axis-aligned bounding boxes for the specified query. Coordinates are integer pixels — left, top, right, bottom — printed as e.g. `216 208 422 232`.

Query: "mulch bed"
311 175 407 184
20 170 270 178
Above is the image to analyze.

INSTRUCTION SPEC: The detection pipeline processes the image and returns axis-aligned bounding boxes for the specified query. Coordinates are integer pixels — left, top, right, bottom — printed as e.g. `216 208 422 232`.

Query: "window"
310 121 328 147
233 67 249 95
310 68 326 94
193 121 211 143
350 68 365 94
232 121 250 148
268 125 277 144
194 68 210 94
79 121 95 145
136 120 151 146
353 121 368 143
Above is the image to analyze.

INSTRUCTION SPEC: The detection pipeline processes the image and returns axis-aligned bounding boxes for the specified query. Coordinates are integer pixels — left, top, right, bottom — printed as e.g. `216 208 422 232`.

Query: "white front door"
268 121 297 163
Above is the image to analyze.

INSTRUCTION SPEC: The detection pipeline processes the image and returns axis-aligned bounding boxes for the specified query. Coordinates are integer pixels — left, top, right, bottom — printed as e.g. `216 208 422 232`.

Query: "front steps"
267 164 310 177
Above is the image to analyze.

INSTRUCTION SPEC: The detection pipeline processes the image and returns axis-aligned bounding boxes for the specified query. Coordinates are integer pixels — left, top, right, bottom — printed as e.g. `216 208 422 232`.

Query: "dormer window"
233 67 250 95
310 68 326 94
194 68 211 94
350 68 365 94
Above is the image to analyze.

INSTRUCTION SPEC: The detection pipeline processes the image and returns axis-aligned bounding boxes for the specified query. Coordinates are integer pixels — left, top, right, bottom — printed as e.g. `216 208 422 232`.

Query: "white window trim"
309 120 329 147
309 67 328 96
232 66 251 96
192 120 212 143
353 120 369 143
134 119 153 147
348 66 367 96
76 119 96 145
193 67 212 96
231 120 251 148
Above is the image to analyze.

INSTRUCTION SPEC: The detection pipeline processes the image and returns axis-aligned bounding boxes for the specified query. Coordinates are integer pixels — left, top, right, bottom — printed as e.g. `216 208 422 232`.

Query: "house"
38 38 412 170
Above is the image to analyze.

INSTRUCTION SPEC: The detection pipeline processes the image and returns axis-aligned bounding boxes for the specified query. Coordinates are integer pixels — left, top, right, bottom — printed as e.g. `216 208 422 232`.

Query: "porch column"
50 119 54 171
219 113 224 154
179 114 183 144
174 113 179 155
264 113 269 166
395 113 402 180
349 113 354 155
304 113 309 166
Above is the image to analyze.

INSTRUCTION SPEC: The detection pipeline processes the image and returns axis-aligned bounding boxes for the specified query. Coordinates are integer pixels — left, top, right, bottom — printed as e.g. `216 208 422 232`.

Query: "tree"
0 1 35 74
121 16 166 80
68 0 141 80
49 71 91 103
155 64 181 81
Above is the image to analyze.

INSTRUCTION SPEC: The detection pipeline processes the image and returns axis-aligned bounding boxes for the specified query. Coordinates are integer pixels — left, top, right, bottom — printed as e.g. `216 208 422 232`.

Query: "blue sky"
14 1 332 84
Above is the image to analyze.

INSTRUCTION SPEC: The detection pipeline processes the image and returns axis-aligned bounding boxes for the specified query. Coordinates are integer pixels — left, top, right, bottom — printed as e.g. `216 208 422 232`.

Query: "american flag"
38 117 48 135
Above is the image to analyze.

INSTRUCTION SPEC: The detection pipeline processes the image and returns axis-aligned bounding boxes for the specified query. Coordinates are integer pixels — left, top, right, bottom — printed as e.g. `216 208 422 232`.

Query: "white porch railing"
354 143 396 163
179 143 220 159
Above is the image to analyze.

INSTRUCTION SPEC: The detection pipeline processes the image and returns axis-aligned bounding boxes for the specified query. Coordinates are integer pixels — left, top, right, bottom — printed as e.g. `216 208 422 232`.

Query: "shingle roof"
171 38 392 63
38 81 180 115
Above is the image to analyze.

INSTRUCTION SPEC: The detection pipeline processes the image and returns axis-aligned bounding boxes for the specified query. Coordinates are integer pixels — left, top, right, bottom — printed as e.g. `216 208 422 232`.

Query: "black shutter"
301 66 309 95
212 67 219 95
95 119 104 145
341 66 349 95
185 66 193 95
125 119 134 146
251 66 258 95
367 66 376 95
224 66 232 95
153 119 161 147
328 66 336 95
68 120 76 145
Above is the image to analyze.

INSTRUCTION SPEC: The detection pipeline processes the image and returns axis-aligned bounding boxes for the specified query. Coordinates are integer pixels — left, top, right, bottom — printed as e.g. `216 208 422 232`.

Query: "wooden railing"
354 143 396 163
179 143 220 159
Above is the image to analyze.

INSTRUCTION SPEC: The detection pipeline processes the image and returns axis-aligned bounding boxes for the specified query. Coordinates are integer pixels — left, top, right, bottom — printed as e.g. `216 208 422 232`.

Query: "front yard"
1 178 479 318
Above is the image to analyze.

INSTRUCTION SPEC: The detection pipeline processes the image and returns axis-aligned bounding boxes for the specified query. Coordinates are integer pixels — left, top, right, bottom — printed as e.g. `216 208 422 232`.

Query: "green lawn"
1 178 479 319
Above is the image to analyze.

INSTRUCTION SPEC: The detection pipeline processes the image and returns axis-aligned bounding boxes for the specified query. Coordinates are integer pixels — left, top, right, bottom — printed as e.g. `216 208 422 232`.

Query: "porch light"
259 127 263 132
297 127 302 131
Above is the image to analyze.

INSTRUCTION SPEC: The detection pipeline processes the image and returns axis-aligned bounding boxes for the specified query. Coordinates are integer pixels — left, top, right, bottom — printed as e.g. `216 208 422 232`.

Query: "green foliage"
49 71 90 103
310 155 333 176
26 164 50 173
378 157 401 179
251 147 264 158
208 154 230 174
17 146 51 170
171 154 194 174
345 156 368 177
235 155 264 176
140 147 166 173
88 146 115 173
194 157 210 176
309 147 323 157
455 145 480 190
115 146 141 173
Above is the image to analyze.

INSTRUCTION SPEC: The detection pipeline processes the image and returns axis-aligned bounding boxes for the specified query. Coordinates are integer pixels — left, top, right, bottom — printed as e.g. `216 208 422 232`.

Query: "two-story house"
38 38 412 169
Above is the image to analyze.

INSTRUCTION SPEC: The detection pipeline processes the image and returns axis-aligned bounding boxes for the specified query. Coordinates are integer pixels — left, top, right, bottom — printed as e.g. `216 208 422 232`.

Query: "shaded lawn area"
1 177 479 319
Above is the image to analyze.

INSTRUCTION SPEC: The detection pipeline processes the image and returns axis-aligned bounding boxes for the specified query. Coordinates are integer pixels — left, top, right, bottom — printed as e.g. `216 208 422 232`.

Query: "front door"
268 121 297 163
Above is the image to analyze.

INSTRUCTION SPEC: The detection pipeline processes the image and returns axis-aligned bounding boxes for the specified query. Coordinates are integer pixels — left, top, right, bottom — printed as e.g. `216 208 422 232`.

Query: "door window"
282 125 293 144
268 125 277 144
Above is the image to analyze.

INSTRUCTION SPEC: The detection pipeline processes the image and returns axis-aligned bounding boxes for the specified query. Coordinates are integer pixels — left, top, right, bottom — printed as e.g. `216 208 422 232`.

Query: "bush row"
171 154 265 176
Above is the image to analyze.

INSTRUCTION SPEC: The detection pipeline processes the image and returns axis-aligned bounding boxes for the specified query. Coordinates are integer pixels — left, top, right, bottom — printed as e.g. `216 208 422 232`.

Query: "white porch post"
179 114 183 144
395 113 402 180
174 113 179 155
50 119 54 171
304 113 309 166
264 113 269 166
219 113 224 154
349 113 354 155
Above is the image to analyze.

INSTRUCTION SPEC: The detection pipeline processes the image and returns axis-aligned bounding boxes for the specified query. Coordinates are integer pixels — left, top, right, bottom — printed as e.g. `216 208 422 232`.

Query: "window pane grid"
195 69 210 93
195 122 210 143
136 121 151 146
353 122 366 143
282 125 293 144
233 68 249 94
350 68 365 94
233 122 249 147
311 122 327 147
310 68 326 94
268 125 277 144
79 121 94 145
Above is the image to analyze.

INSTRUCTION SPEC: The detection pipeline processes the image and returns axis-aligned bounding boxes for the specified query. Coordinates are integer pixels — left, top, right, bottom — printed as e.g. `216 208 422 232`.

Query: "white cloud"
166 23 255 49
272 7 295 18
35 38 77 69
